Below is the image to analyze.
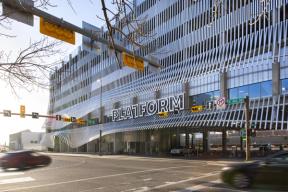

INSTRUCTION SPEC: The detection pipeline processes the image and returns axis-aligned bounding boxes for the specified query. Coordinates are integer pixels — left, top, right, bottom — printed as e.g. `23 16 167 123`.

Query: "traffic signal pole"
244 96 251 161
1 0 161 69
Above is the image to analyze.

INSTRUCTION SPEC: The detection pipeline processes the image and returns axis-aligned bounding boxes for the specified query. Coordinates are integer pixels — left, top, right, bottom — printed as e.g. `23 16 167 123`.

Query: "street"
0 154 249 192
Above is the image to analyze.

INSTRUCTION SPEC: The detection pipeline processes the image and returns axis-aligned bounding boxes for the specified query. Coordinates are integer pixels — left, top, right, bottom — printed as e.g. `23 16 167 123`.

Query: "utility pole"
244 96 251 161
0 0 161 69
98 78 103 156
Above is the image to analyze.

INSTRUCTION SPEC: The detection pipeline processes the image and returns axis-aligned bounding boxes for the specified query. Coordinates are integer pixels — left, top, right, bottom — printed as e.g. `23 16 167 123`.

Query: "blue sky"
0 0 112 145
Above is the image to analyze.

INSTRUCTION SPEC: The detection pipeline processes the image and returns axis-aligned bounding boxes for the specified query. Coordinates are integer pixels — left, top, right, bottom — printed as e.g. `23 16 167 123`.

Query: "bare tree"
99 0 156 67
0 0 65 94
0 37 62 94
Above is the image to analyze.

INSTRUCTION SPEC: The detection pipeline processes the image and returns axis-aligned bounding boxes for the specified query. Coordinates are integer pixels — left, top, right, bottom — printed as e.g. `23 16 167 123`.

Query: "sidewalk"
42 151 247 164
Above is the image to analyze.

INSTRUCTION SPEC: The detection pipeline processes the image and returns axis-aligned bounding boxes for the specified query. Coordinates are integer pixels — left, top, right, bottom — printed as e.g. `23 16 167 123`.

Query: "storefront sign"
111 94 184 121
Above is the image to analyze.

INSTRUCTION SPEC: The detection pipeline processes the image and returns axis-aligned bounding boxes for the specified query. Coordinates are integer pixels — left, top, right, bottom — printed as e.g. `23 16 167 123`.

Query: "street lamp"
97 78 102 156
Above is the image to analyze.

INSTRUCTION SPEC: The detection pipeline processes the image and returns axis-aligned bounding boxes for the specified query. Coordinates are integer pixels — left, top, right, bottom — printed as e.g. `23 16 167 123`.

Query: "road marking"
178 179 247 192
0 172 24 177
120 187 149 192
0 177 34 185
143 178 152 181
179 179 221 191
0 165 206 192
137 171 220 192
79 187 104 192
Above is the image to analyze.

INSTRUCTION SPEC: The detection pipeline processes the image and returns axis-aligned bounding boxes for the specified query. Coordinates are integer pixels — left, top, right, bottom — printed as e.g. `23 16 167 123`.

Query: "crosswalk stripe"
0 172 24 177
0 177 35 185
180 179 221 191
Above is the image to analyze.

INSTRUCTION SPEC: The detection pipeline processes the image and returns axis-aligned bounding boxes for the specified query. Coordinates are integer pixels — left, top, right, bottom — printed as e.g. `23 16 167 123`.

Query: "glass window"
239 85 249 98
213 90 220 99
281 79 288 94
249 83 261 98
229 88 238 99
261 81 272 97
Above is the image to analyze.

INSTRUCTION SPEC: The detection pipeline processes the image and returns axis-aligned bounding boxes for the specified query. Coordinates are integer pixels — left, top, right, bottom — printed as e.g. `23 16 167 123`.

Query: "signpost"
216 97 226 110
244 96 251 161
122 52 144 71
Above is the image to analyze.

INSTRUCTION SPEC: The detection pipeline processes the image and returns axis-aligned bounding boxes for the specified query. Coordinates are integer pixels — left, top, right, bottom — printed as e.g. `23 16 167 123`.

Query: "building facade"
10 130 46 151
42 0 288 155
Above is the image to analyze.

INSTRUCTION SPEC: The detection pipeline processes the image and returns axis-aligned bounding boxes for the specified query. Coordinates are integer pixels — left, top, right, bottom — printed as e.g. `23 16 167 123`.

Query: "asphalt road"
0 154 255 192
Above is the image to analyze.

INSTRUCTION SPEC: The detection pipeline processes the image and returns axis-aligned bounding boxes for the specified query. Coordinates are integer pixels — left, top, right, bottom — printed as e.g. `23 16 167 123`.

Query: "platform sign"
216 97 226 110
122 52 144 71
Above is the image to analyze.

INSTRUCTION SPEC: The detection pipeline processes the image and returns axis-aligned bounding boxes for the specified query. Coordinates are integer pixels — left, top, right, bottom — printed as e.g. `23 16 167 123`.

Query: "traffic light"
20 105 25 118
158 111 168 118
32 112 39 119
56 115 62 121
71 117 77 122
3 110 11 117
40 17 75 44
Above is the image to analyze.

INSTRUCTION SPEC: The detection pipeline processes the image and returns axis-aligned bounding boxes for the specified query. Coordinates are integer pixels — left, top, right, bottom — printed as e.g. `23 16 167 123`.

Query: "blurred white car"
170 147 184 155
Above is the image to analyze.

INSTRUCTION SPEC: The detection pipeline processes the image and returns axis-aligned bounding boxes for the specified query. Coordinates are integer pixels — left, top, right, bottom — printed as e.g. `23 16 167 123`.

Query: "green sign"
227 98 244 105
88 119 96 126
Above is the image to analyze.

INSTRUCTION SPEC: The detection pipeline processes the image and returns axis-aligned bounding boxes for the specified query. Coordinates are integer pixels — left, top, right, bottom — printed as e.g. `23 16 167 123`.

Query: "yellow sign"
40 17 75 44
63 117 71 122
122 52 144 71
76 118 86 125
20 105 25 118
158 111 168 118
191 105 204 112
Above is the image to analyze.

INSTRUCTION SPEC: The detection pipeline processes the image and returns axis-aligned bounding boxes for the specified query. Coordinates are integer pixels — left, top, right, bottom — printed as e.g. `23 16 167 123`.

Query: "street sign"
158 111 168 118
56 115 62 121
2 0 34 26
191 105 204 112
32 112 39 119
63 117 71 122
216 97 226 110
70 117 77 122
40 17 75 44
122 52 144 71
88 119 96 126
227 98 244 105
76 118 86 125
20 105 25 118
3 110 11 117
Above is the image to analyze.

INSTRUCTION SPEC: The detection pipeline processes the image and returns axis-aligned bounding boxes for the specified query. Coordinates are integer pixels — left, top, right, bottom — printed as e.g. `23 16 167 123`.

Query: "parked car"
170 146 184 155
221 151 288 190
0 150 51 170
259 144 272 152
